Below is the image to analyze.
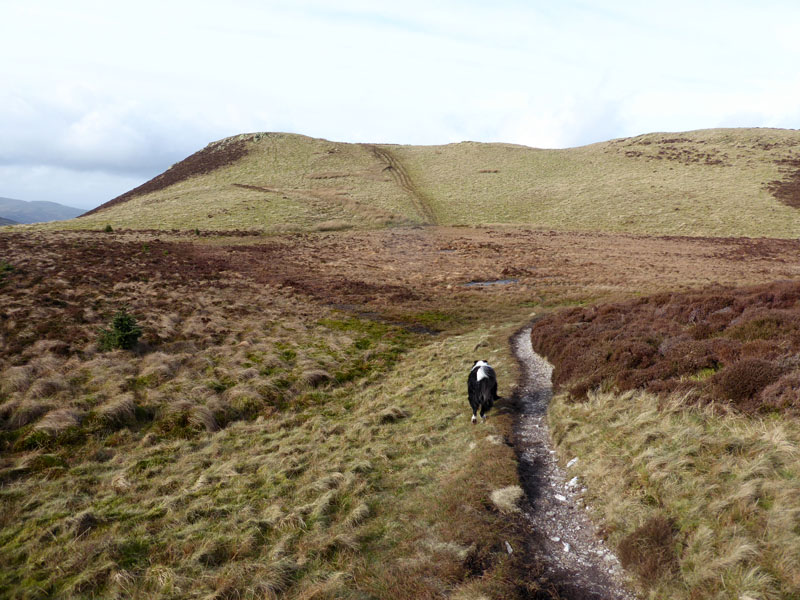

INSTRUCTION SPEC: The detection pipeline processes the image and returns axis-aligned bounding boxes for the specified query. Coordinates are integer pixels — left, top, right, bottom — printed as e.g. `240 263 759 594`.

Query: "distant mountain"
0 216 19 226
0 197 85 224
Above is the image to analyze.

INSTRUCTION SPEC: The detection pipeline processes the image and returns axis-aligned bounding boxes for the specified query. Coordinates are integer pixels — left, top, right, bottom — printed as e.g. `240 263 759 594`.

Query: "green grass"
28 127 800 238
41 133 425 233
0 326 526 599
392 128 800 237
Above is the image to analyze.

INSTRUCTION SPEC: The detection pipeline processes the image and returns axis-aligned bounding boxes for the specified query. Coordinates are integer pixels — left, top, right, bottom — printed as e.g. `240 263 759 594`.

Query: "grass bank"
550 390 800 599
532 280 800 598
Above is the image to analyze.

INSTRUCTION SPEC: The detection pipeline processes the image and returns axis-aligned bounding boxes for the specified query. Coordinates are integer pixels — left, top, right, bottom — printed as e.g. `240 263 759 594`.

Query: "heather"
531 280 800 412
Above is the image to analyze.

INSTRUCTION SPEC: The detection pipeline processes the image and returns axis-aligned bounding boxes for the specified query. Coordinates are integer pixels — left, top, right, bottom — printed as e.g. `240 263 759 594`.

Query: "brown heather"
531 280 800 413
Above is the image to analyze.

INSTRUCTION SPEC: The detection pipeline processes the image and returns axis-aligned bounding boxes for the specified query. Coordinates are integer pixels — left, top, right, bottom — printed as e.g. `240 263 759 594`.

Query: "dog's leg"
471 411 477 424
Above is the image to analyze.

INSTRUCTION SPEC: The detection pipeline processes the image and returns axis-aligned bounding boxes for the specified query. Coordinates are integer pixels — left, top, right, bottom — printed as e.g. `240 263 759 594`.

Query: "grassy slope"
393 128 800 237
551 391 800 600
38 127 800 238
58 133 425 233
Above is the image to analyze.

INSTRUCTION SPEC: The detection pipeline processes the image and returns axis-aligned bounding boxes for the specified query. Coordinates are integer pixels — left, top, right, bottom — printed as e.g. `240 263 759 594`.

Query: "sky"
2 1 800 210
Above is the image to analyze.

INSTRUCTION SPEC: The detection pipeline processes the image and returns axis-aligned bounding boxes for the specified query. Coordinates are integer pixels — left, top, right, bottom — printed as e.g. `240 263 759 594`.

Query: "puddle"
463 278 519 287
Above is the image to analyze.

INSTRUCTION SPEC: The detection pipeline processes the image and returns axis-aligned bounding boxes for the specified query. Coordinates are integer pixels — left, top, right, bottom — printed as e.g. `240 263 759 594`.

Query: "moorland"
2 127 800 599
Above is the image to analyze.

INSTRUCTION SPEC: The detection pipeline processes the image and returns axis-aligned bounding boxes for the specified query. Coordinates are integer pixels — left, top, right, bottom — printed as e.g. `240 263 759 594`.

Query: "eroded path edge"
510 327 636 600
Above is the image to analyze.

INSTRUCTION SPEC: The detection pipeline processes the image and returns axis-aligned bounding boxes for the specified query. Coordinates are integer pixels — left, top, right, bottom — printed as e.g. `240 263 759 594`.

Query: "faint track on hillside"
510 327 635 600
361 144 439 225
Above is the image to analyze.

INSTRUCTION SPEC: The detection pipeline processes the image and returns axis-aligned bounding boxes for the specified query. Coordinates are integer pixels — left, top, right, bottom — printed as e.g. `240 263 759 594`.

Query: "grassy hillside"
76 134 425 232
40 128 800 238
394 128 800 237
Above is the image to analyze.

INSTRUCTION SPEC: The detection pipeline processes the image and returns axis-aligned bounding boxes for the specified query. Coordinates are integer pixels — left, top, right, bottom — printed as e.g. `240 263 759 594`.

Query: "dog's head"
471 359 490 371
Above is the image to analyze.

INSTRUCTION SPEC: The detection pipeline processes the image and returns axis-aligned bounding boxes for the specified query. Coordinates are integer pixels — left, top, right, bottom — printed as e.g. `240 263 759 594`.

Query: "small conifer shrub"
104 224 113 233
98 308 142 351
0 260 13 285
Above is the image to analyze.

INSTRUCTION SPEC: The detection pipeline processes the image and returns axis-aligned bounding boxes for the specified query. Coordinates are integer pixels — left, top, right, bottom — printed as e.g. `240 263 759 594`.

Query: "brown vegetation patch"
82 138 250 216
530 280 800 413
617 515 680 587
231 183 278 193
767 157 800 208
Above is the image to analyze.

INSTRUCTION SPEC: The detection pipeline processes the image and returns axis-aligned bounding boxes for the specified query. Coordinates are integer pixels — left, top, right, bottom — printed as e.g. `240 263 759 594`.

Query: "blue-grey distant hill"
0 197 85 224
0 216 19 226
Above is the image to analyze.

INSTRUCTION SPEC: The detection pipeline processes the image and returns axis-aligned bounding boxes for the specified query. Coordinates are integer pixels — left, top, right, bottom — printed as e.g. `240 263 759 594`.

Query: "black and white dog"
468 360 498 423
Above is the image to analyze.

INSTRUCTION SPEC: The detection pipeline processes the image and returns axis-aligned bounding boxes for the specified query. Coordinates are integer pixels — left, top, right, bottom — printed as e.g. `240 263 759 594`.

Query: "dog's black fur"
468 360 498 423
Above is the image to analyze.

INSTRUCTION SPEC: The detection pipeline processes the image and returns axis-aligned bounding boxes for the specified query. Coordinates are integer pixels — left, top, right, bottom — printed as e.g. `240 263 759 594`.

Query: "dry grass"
550 388 800 599
0 230 535 598
21 127 800 238
489 486 524 514
0 325 526 599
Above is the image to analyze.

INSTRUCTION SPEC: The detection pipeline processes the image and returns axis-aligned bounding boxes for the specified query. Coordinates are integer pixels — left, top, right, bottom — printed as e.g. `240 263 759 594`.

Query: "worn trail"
511 327 635 600
361 144 439 225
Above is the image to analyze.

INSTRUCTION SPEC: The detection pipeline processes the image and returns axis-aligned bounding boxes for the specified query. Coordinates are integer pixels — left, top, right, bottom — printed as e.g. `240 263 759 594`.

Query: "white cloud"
2 0 800 209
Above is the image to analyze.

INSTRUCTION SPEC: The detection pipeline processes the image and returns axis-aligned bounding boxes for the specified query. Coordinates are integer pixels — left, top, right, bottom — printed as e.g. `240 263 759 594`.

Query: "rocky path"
511 327 635 600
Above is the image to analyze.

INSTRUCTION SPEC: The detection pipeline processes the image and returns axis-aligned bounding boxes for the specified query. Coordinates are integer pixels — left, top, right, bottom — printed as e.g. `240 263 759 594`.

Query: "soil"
511 327 635 599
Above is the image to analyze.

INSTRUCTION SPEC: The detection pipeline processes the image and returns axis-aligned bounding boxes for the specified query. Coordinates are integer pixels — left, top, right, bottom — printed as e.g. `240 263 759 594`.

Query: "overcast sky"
2 1 800 210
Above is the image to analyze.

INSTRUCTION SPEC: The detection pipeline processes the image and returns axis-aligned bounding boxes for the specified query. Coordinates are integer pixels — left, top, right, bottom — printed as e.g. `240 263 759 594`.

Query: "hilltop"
50 128 800 238
0 197 84 224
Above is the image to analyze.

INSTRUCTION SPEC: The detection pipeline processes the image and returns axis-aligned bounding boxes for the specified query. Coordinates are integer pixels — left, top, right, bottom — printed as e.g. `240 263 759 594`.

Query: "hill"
0 216 18 226
52 128 800 238
0 197 84 224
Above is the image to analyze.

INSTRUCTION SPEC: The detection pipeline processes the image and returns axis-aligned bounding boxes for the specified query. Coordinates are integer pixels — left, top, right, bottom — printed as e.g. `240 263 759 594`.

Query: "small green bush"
0 260 13 286
103 224 113 233
98 308 142 351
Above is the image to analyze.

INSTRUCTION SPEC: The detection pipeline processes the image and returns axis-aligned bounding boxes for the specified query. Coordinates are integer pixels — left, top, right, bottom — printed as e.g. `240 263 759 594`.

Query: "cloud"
0 86 213 176
2 1 800 210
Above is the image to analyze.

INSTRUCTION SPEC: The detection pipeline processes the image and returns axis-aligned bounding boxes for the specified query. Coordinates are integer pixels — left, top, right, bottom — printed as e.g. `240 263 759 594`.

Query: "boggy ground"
1 226 799 599
190 225 800 319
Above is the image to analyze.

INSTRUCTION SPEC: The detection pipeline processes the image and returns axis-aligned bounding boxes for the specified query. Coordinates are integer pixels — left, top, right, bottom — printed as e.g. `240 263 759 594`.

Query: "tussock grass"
0 328 525 598
550 389 800 599
0 227 535 597
489 486 524 514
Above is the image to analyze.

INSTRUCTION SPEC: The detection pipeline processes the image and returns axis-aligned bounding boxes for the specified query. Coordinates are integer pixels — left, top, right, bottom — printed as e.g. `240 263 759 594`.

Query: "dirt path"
361 144 439 224
511 327 636 600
